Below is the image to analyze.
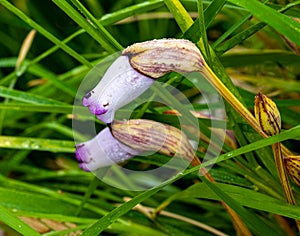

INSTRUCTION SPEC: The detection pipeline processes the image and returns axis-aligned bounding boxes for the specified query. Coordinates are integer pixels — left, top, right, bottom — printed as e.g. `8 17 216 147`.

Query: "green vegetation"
0 0 300 235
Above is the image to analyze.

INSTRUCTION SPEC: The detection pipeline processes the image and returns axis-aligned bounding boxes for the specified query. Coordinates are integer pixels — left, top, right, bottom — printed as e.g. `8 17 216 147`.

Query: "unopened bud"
254 93 281 136
284 155 300 186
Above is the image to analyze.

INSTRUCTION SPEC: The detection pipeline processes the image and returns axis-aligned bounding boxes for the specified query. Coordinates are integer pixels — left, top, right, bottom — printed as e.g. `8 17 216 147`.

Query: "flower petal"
82 56 154 123
75 127 140 171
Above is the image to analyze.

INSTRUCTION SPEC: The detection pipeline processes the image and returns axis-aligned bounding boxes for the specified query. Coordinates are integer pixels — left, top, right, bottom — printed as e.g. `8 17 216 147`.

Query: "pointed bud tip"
254 92 281 136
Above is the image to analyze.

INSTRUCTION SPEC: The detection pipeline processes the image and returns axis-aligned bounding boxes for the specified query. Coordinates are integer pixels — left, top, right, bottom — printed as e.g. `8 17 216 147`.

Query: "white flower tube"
75 127 140 171
82 56 154 124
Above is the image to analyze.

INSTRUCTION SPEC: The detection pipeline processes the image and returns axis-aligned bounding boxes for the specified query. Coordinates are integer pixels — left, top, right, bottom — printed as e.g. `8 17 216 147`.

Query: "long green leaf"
52 0 121 53
221 50 300 67
0 0 93 68
81 171 184 235
80 125 300 234
200 179 282 235
228 0 300 46
0 136 74 153
0 86 65 105
203 124 300 167
0 204 41 236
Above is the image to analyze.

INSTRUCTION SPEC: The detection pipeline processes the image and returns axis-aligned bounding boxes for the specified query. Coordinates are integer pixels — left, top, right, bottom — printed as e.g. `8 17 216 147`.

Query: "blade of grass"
0 204 41 236
79 124 300 235
221 50 300 67
204 124 300 167
163 0 193 32
52 0 121 53
0 86 66 105
69 0 122 51
203 0 227 28
200 177 282 235
228 0 300 46
212 0 268 48
0 136 74 153
0 0 93 68
100 0 164 26
215 0 300 54
0 104 69 113
197 0 211 64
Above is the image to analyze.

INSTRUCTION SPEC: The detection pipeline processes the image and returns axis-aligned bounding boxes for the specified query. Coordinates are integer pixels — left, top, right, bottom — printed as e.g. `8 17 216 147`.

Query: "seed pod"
122 39 205 79
254 92 281 136
111 119 198 165
284 155 300 186
75 127 140 171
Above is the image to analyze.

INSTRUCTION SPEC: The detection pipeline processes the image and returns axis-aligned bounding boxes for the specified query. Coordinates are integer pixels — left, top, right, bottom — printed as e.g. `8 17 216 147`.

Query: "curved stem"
201 64 292 157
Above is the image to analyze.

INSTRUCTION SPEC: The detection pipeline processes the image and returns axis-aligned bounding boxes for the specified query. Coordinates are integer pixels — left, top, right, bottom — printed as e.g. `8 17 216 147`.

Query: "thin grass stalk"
202 65 292 157
162 0 253 234
272 143 300 232
191 156 252 236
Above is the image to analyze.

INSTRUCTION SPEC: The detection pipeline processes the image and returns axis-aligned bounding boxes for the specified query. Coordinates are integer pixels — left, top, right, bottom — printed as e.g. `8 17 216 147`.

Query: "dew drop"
22 140 31 148
31 142 41 149
4 140 11 146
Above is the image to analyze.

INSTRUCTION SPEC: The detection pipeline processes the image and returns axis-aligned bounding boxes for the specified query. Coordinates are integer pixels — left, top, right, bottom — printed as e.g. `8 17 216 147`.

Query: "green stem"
272 142 300 232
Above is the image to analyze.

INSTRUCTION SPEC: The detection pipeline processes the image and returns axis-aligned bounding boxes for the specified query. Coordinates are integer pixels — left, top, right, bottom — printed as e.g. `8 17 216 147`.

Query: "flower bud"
111 119 197 165
254 92 281 136
82 56 154 123
284 155 300 186
75 127 140 171
122 39 205 79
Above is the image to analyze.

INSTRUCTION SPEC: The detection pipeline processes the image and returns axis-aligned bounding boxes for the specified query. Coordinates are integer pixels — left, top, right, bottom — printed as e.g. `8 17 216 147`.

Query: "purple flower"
75 127 140 171
82 56 154 124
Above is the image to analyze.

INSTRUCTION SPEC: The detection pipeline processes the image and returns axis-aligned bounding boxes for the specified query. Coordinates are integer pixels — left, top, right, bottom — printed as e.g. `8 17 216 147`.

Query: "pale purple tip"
81 55 154 124
74 127 140 172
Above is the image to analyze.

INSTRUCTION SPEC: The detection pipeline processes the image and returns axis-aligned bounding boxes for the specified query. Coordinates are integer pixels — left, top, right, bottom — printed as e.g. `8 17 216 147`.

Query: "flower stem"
201 63 292 157
272 143 300 232
192 156 252 236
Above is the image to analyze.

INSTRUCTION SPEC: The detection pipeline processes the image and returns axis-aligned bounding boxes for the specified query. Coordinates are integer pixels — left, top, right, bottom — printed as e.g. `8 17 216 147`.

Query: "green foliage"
0 0 300 235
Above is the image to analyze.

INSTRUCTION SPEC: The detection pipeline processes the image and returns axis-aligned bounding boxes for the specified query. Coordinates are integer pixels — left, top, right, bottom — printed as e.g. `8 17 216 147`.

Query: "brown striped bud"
254 93 281 136
284 156 300 186
111 119 197 165
122 39 205 79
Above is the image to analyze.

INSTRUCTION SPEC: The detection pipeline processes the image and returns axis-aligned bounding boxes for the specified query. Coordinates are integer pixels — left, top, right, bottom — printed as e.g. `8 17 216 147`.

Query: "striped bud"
122 39 205 79
284 156 300 186
254 93 281 136
111 119 198 165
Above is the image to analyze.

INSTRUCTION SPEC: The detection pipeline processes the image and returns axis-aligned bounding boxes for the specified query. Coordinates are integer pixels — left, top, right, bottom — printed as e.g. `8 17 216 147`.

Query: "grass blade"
0 0 93 68
228 0 300 46
0 204 41 236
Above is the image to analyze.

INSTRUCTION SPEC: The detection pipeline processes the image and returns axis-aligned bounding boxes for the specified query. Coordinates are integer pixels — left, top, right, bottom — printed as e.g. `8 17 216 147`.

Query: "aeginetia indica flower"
82 39 205 123
254 92 281 136
284 156 300 186
75 119 199 171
